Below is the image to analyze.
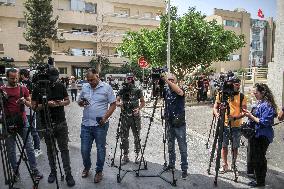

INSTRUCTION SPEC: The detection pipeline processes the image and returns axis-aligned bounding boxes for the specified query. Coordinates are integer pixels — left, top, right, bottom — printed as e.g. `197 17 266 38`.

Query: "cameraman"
162 73 188 180
31 68 75 187
2 68 43 179
213 77 247 174
116 73 145 164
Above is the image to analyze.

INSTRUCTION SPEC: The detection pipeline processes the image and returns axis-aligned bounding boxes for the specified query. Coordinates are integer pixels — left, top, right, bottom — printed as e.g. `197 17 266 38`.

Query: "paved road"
0 100 284 189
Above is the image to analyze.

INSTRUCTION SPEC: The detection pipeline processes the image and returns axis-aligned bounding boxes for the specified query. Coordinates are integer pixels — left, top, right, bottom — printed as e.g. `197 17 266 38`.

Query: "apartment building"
206 8 251 72
0 0 165 79
250 18 275 67
206 8 275 72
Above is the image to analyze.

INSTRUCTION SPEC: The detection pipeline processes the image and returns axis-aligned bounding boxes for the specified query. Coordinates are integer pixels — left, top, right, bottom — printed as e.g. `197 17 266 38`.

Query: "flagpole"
167 0 171 73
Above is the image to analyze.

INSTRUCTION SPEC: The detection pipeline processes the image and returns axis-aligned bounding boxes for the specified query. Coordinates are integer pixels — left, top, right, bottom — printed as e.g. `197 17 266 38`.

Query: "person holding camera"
243 83 277 187
31 68 75 187
162 73 188 179
78 68 116 183
116 73 145 164
213 77 247 174
19 69 42 157
2 68 43 180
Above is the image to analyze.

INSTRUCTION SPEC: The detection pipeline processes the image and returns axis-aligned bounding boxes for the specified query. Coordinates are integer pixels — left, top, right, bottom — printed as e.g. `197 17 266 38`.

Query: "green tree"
24 0 58 67
118 7 245 79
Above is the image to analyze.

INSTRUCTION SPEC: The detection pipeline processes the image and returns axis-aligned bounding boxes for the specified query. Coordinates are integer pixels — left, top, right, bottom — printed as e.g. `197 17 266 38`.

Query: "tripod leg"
207 117 220 175
136 96 159 176
51 136 64 181
111 114 121 167
13 133 37 187
206 116 216 149
161 100 168 167
214 114 225 186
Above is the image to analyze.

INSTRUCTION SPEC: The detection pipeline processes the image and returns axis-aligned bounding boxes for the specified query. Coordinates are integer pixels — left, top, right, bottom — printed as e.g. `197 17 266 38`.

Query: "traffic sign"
138 56 149 68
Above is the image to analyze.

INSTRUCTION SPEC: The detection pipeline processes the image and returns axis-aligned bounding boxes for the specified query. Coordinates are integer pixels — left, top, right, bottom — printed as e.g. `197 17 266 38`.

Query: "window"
19 44 28 51
58 67 67 74
144 12 152 19
223 20 241 28
18 20 26 28
228 54 241 61
85 3 97 14
114 7 129 17
0 44 4 54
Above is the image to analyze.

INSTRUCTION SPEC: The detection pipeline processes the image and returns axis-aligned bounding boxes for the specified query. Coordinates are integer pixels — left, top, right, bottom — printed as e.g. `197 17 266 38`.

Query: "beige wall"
0 0 165 76
207 9 251 72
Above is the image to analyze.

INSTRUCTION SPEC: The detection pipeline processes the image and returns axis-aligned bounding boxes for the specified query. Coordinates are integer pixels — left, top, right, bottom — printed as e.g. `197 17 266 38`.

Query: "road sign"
138 56 149 68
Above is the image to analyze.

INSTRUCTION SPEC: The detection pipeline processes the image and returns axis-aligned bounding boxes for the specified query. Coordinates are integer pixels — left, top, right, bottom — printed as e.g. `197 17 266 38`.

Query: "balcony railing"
53 53 93 63
52 51 128 65
103 14 160 27
106 0 165 8
56 10 98 25
61 32 97 42
0 4 23 18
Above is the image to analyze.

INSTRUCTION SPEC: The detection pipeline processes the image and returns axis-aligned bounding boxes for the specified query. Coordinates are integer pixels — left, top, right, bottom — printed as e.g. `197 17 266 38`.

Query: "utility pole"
167 0 171 73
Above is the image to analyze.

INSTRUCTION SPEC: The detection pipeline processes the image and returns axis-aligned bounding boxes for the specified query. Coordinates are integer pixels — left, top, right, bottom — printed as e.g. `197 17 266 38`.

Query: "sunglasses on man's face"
127 77 134 80
233 83 240 86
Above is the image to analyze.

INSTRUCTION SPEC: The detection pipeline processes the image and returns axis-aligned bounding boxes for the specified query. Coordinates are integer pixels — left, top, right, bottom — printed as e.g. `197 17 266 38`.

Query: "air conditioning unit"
0 0 7 5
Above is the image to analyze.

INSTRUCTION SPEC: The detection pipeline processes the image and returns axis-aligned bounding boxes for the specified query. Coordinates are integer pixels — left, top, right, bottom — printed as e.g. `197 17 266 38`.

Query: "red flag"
258 9 264 18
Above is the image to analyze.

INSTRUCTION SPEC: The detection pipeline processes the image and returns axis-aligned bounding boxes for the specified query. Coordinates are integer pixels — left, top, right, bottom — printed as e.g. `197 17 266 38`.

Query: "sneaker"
181 170 188 180
163 165 175 171
122 155 130 165
94 171 103 183
48 172 56 183
34 149 43 158
81 169 89 178
32 169 43 180
13 171 20 182
248 180 265 187
66 173 75 187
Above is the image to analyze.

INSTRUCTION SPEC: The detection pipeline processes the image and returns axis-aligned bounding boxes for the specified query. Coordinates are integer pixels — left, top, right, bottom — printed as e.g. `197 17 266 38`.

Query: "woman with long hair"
243 83 277 187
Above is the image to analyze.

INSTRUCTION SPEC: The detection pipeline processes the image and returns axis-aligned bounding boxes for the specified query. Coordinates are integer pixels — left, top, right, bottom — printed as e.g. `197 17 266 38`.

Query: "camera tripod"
35 83 64 189
110 109 147 183
136 96 177 186
0 90 39 189
207 95 238 185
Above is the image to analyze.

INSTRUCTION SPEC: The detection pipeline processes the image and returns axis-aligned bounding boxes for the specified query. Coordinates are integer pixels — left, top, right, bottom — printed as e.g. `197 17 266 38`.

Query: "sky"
171 0 277 19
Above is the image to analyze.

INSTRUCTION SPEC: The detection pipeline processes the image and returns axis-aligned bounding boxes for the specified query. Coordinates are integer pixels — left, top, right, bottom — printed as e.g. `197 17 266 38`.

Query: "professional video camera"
213 71 238 101
31 57 57 88
151 67 168 97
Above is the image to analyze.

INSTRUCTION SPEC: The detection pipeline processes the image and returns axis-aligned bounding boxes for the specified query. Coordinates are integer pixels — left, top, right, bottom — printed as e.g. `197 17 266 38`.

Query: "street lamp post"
167 0 171 73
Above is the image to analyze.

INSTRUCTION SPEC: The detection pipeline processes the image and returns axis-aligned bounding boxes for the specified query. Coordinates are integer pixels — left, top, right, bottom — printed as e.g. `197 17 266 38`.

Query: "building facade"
0 0 165 78
250 18 275 67
206 8 275 72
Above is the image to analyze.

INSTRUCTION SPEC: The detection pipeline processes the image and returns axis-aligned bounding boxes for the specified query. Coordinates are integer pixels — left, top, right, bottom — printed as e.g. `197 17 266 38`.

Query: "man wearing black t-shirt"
31 68 75 187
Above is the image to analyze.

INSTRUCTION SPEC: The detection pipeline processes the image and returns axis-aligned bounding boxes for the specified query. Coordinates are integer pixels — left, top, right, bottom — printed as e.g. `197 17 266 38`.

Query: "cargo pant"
43 121 72 175
120 113 141 155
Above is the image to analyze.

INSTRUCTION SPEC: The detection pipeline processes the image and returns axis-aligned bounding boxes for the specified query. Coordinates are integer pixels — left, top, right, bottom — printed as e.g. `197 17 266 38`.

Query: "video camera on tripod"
213 71 240 102
151 67 168 98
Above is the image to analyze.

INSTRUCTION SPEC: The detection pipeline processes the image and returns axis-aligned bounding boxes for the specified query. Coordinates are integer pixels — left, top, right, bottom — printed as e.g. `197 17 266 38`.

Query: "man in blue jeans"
162 73 188 179
3 68 43 180
78 68 116 183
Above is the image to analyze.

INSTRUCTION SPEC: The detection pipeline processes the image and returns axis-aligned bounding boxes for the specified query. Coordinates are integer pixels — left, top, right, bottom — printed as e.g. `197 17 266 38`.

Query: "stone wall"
268 0 284 107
